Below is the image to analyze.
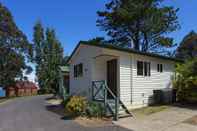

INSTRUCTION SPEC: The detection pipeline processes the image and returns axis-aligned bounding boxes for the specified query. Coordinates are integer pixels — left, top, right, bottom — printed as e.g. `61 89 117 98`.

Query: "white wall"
69 44 176 109
131 54 175 108
102 49 132 106
102 48 175 108
69 45 102 98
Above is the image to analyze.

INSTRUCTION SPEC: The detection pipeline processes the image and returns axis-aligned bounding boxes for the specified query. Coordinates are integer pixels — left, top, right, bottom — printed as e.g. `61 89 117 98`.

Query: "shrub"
85 101 105 118
61 95 71 107
173 58 197 102
65 96 87 116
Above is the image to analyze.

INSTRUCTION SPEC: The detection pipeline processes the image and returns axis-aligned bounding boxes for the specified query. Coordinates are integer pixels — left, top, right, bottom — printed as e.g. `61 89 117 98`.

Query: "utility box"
153 90 164 104
153 89 173 105
162 88 173 104
0 87 6 98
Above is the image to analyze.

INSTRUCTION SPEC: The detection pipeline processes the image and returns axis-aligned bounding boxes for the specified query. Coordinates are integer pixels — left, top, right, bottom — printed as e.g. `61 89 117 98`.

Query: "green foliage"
176 31 197 60
33 21 64 94
85 101 105 118
62 56 70 66
37 89 51 95
173 58 197 102
83 37 105 45
97 0 180 54
61 95 71 107
0 3 32 87
65 96 87 116
63 96 105 118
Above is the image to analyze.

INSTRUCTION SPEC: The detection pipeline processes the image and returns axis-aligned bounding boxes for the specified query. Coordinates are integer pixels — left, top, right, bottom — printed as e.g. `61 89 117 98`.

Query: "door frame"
106 59 119 99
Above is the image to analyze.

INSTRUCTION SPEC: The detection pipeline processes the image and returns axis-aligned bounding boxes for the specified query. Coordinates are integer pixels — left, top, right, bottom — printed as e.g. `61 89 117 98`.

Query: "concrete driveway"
0 95 131 131
114 105 197 131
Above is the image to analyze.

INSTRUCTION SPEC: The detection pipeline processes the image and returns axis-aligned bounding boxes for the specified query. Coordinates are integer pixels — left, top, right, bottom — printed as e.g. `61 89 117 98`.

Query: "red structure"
6 81 38 97
23 82 32 96
15 82 25 97
6 86 16 97
31 86 38 96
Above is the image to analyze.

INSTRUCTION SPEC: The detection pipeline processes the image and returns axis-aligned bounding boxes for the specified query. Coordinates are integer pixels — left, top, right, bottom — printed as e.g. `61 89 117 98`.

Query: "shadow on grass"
45 104 76 120
0 97 8 103
45 95 56 101
171 102 197 110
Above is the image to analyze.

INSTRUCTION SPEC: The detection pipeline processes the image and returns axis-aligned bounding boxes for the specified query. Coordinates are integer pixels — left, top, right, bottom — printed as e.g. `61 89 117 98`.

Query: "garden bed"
45 97 113 127
74 117 112 127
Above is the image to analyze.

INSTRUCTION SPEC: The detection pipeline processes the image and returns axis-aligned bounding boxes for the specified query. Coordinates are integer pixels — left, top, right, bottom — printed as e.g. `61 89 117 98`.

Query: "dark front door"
107 59 117 98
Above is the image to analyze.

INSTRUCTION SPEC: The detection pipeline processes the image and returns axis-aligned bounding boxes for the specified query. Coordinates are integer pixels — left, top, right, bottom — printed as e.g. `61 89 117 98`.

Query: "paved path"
114 105 197 131
0 95 131 131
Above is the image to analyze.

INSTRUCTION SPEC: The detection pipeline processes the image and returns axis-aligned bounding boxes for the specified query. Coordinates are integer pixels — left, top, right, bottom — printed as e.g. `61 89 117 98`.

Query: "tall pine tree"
176 31 197 60
97 0 180 54
33 22 63 94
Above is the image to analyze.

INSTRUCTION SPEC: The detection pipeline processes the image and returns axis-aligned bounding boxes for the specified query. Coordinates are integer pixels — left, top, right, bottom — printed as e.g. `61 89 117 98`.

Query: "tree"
173 58 197 102
33 22 64 94
62 56 70 65
0 3 32 87
80 37 106 45
33 22 46 91
97 0 180 54
33 21 44 65
44 28 64 93
176 31 197 60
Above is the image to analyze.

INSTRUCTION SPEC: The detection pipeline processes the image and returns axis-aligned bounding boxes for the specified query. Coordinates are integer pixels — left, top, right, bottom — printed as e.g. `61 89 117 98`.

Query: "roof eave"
67 41 184 63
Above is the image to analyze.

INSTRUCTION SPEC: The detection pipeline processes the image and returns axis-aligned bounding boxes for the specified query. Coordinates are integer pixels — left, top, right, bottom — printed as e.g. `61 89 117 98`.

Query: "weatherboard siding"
119 54 132 105
131 54 175 108
69 45 102 98
102 49 132 105
69 44 176 109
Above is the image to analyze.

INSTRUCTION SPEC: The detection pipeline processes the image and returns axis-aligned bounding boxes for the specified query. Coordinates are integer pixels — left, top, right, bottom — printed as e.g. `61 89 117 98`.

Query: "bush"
61 95 71 107
63 96 105 118
173 58 197 102
85 101 105 118
65 96 87 116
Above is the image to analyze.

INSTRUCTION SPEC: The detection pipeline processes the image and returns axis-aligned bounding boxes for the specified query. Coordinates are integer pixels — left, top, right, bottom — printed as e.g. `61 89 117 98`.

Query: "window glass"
157 64 160 72
144 62 148 76
157 64 163 73
144 62 151 76
74 63 83 78
160 64 163 72
137 61 144 76
148 62 151 76
137 61 151 76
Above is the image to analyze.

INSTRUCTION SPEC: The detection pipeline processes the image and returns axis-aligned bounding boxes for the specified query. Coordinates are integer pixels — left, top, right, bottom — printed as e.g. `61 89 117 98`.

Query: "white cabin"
67 42 179 109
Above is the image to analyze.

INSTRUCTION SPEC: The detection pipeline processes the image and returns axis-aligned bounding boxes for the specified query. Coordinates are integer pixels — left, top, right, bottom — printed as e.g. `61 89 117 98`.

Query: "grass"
132 105 170 116
0 97 9 104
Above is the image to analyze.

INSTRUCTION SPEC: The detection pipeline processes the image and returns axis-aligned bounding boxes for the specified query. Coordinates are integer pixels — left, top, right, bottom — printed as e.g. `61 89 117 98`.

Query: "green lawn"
0 98 8 104
131 105 170 116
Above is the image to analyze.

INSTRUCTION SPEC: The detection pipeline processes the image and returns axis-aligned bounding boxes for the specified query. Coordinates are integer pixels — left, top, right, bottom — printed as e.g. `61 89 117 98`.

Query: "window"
137 61 144 76
144 62 151 76
157 64 163 73
137 61 151 76
74 63 83 77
